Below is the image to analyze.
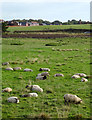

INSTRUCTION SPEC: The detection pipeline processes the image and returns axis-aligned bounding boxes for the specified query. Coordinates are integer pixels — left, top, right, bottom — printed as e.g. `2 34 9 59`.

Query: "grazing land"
8 24 90 32
2 25 90 119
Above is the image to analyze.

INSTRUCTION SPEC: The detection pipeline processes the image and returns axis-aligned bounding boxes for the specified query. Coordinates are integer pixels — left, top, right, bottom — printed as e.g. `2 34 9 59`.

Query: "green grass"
2 36 90 119
8 24 91 32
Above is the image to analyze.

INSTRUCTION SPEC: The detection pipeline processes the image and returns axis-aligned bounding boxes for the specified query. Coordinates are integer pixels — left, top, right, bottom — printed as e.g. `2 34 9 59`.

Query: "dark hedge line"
13 29 92 33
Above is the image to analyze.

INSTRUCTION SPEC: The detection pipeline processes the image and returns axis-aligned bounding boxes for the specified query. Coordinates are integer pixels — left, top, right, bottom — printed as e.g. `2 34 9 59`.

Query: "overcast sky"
1 0 91 22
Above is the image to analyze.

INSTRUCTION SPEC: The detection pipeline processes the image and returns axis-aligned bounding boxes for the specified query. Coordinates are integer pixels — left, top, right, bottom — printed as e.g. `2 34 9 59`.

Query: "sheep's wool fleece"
28 93 38 97
32 85 43 92
2 87 12 92
7 97 19 103
64 94 82 103
81 78 88 82
71 75 80 79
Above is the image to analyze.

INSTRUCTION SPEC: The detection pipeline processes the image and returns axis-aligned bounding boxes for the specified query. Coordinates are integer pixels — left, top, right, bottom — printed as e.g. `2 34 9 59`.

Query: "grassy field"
8 24 91 32
2 33 90 119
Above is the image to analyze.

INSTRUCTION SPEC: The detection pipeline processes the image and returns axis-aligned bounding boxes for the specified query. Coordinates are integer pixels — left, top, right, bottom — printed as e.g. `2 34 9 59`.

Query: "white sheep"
7 97 19 103
21 93 38 97
39 68 50 71
64 94 82 104
26 85 43 92
2 62 9 66
13 67 21 71
24 68 33 72
2 87 12 92
5 67 13 71
81 78 88 82
36 75 47 80
54 73 64 77
40 72 49 76
71 75 80 79
75 73 87 77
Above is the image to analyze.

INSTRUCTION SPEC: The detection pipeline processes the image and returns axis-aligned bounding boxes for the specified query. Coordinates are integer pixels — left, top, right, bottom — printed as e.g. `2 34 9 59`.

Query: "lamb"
39 68 50 71
54 73 64 77
26 85 43 92
2 87 12 92
5 67 13 71
7 97 19 103
24 68 33 72
75 73 87 77
71 75 80 79
81 78 88 82
64 94 82 104
13 67 21 71
2 62 9 66
21 93 38 97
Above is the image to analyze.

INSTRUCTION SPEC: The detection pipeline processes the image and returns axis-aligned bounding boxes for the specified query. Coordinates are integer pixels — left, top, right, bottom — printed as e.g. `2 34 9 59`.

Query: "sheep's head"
25 85 29 88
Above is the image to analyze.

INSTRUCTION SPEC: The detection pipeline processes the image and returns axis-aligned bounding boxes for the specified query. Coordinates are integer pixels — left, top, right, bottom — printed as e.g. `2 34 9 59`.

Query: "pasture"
2 25 91 119
8 24 90 32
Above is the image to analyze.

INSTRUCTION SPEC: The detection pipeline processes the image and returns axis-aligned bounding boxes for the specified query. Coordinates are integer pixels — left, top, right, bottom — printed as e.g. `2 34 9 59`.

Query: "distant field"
8 24 91 32
2 36 90 119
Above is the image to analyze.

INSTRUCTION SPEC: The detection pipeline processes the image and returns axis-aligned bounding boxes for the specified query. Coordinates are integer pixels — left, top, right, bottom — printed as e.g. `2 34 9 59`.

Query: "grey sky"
1 1 90 22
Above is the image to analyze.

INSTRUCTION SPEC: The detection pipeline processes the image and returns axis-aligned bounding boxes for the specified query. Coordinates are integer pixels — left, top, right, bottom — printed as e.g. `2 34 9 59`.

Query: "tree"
2 22 8 32
52 20 62 25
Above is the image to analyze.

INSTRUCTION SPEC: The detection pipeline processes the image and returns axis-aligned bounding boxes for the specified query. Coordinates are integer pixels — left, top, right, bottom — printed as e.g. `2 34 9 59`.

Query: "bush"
2 22 8 32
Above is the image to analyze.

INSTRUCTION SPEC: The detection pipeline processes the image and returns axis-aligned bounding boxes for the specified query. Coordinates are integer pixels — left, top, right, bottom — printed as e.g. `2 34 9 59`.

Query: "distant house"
30 21 39 26
18 21 39 26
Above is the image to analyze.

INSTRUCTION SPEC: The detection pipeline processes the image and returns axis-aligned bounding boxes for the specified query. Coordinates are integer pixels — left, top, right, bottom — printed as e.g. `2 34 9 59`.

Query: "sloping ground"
2 33 91 38
13 29 92 33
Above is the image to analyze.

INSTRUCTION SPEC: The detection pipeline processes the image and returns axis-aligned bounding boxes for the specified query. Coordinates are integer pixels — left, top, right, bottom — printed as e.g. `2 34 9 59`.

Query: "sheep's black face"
25 85 29 88
43 76 47 80
39 68 42 71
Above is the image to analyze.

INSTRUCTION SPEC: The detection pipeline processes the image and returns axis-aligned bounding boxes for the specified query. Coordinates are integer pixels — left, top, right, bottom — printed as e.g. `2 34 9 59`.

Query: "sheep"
36 75 47 80
81 78 88 82
40 72 49 76
2 62 9 66
7 97 19 103
24 68 33 72
26 85 43 92
21 93 38 97
54 73 64 77
2 87 12 92
39 68 50 71
71 75 80 79
64 94 82 104
5 67 13 71
75 73 87 77
13 67 21 71
36 72 49 80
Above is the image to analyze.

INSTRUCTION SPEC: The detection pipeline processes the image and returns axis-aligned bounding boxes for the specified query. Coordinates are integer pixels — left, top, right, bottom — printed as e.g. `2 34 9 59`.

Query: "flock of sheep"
2 61 88 105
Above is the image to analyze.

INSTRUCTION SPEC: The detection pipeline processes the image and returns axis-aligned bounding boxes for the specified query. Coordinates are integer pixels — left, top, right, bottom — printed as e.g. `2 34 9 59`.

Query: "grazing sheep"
2 62 9 66
64 94 82 104
75 73 87 77
24 68 33 72
36 75 47 80
5 67 13 71
40 72 49 76
39 68 50 71
81 78 88 82
71 75 80 79
26 85 43 92
13 67 21 71
2 87 12 92
7 97 19 103
21 93 38 97
54 73 64 77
